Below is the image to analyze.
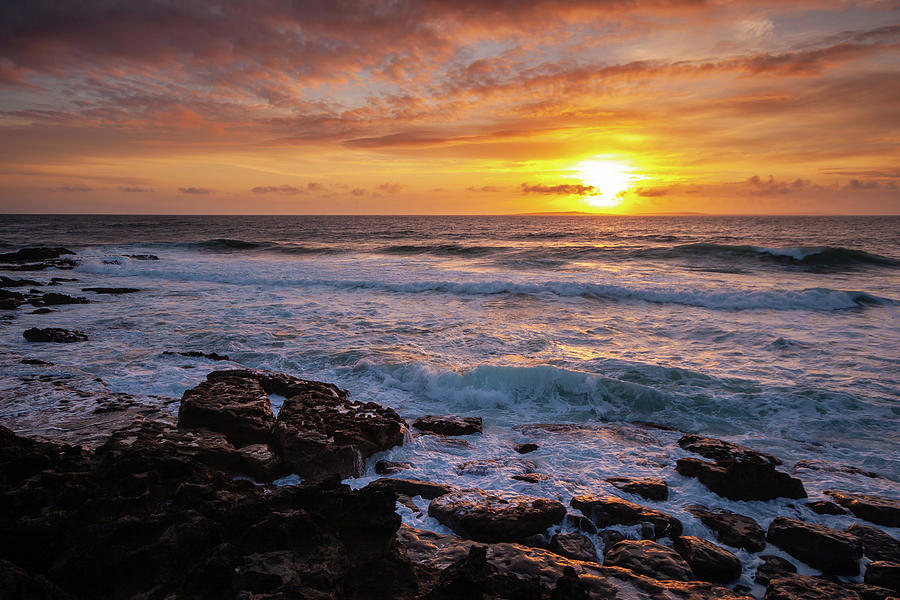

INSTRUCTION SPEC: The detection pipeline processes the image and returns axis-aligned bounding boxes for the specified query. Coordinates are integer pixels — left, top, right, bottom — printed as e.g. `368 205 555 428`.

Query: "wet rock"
865 561 900 592
808 500 847 515
795 459 885 480
21 358 53 365
30 293 88 306
764 575 862 600
376 460 413 474
844 581 897 600
164 350 231 361
364 478 457 500
0 288 24 300
49 277 78 284
0 298 22 309
30 308 54 314
23 327 87 343
550 566 589 600
413 415 483 436
604 540 694 581
845 524 900 562
178 372 276 447
429 489 566 543
678 433 782 465
687 506 766 552
102 259 120 265
423 545 542 600
673 536 741 583
124 254 159 260
564 514 597 535
676 456 806 501
597 529 626 549
548 533 598 562
0 276 42 287
571 494 682 539
766 517 861 575
0 560 75 600
255 369 405 481
606 476 668 501
754 555 797 586
513 473 551 483
515 443 539 454
0 247 75 262
456 458 536 476
81 287 141 294
825 490 900 527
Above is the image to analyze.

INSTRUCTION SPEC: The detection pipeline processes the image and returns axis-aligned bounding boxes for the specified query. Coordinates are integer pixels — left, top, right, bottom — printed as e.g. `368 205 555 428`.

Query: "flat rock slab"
0 247 75 262
29 293 88 306
178 373 276 447
678 433 781 465
364 478 457 500
413 415 482 436
571 494 683 539
766 517 861 575
808 500 846 515
865 561 900 592
676 457 806 501
81 287 141 294
687 506 766 552
606 476 668 501
845 524 900 563
825 490 900 527
23 327 87 343
673 536 741 584
604 540 694 582
456 458 536 477
764 575 863 600
428 489 566 543
754 555 797 586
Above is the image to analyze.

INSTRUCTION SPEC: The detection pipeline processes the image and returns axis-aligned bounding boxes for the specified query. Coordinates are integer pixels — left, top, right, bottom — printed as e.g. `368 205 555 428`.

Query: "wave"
640 243 900 269
185 238 272 251
377 244 509 257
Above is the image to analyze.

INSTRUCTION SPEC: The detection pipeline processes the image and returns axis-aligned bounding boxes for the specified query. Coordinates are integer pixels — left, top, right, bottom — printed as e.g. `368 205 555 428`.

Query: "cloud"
633 187 670 197
351 188 367 196
520 183 599 195
843 179 881 190
178 187 214 195
466 185 501 192
46 183 93 192
252 185 303 194
378 182 405 193
119 186 154 192
740 175 824 195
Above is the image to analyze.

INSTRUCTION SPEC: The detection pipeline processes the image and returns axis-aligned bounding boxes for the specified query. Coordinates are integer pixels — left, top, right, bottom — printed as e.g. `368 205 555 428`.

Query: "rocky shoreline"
2 247 900 599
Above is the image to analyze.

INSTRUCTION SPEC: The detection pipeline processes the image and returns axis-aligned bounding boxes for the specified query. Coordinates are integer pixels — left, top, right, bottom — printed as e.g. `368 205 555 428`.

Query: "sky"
1 0 899 215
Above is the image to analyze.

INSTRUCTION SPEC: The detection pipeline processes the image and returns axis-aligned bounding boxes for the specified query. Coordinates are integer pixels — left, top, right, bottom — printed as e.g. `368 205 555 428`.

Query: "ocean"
2 214 899 584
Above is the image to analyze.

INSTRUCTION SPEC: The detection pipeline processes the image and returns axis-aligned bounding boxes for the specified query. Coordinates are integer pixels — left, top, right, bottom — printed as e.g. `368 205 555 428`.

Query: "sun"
574 158 638 208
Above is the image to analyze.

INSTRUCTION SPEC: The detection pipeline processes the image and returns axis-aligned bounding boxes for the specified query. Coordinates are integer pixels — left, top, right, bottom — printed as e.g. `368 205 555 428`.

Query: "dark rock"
124 254 159 260
164 350 231 361
606 476 668 501
413 415 483 436
428 489 566 543
676 456 806 501
512 473 551 483
678 433 782 465
550 566 589 600
177 373 276 447
515 443 539 454
456 458 536 476
23 328 87 343
0 276 42 287
795 459 885 480
548 532 598 562
0 560 76 600
844 581 897 600
364 478 457 500
571 494 682 539
81 287 141 294
766 517 861 575
269 370 406 480
376 460 413 474
632 420 681 431
49 277 78 284
30 293 88 306
808 500 847 515
30 308 54 314
102 259 120 265
754 555 797 586
825 490 900 527
865 561 900 592
423 545 542 600
604 540 694 581
564 514 597 535
597 529 626 549
687 506 766 552
0 247 75 263
21 358 53 365
0 298 22 309
0 288 24 300
673 536 741 583
845 524 900 562
764 575 862 600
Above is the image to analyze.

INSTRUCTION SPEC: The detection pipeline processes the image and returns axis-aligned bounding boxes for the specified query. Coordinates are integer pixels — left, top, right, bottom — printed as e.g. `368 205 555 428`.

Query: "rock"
764 575 862 600
0 288 24 300
808 500 847 515
548 533 598 562
564 514 597 535
81 287 141 294
21 358 53 365
825 490 900 527
164 350 231 361
413 415 483 436
30 308 54 314
676 456 806 501
865 561 900 592
678 433 782 465
550 566 589 600
513 473 551 483
754 555 797 586
423 545 542 600
376 460 413 474
606 476 668 501
124 254 159 260
845 524 900 562
0 276 42 287
0 247 75 262
456 458 536 476
364 478 457 500
261 370 405 480
515 443 539 454
604 540 694 581
795 459 885 480
844 581 897 600
571 494 682 539
30 293 88 306
766 517 861 575
686 506 766 552
597 529 626 549
102 259 120 265
178 373 276 447
429 489 566 543
49 277 78 284
23 327 88 343
0 298 22 309
673 536 741 583
0 560 76 600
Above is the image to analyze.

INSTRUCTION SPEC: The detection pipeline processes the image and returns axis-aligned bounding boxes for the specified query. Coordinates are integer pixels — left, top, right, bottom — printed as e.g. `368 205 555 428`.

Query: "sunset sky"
1 1 898 214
